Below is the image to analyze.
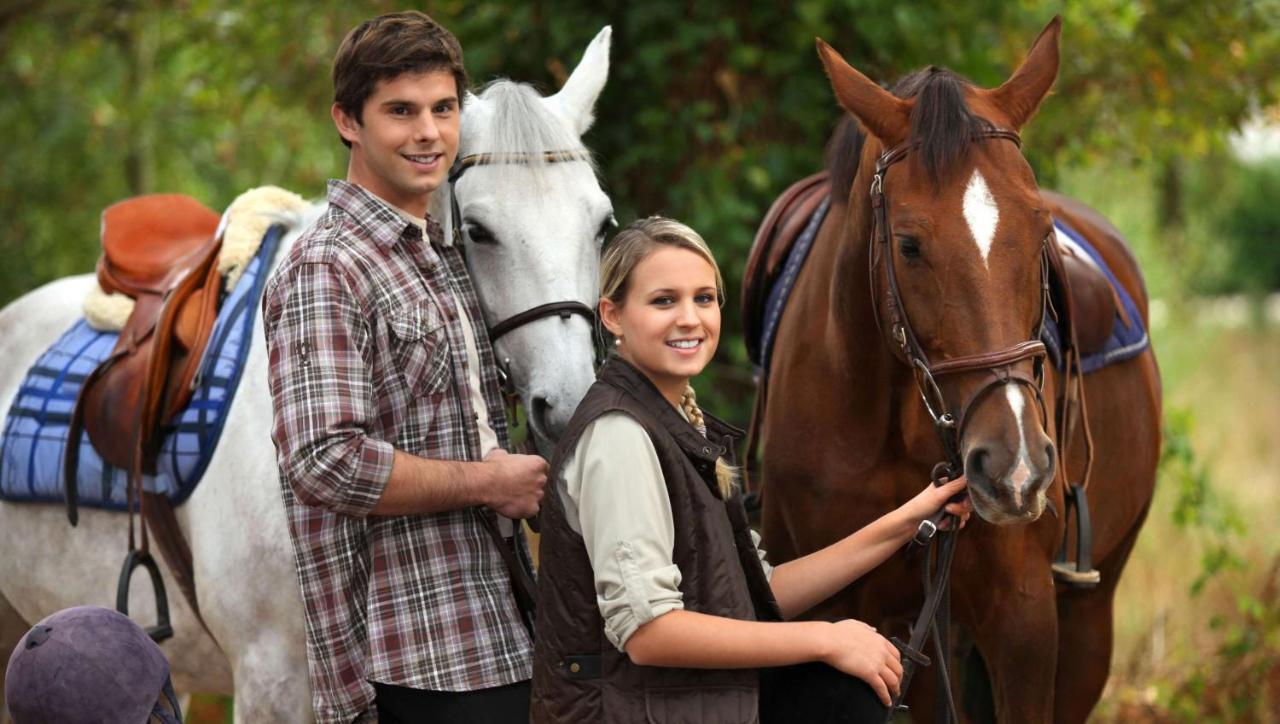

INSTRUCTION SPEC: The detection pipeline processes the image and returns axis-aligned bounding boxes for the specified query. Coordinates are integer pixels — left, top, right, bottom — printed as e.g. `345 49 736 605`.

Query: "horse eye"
898 236 921 259
465 221 497 245
597 215 617 240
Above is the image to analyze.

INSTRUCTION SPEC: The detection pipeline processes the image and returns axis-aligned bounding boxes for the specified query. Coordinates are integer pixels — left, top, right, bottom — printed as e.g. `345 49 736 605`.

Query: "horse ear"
816 38 910 147
987 16 1061 129
548 26 611 136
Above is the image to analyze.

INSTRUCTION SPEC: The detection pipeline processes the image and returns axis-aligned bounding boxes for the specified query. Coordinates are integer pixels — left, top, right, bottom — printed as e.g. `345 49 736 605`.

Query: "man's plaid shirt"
263 180 531 723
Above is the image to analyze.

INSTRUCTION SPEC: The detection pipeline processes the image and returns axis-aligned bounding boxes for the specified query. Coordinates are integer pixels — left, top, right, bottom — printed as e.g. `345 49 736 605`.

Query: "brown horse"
753 18 1161 722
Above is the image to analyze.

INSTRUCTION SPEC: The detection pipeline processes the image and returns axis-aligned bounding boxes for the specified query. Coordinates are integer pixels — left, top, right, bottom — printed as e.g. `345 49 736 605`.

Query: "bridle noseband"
870 127 1051 465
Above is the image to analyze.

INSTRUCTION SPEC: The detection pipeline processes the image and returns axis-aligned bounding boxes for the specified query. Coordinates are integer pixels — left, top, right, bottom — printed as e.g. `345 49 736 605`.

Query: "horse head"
453 27 614 454
818 18 1063 524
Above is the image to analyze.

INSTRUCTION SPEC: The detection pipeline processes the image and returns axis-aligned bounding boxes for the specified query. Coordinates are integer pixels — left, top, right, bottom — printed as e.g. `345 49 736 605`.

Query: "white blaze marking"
1005 384 1032 509
963 170 999 268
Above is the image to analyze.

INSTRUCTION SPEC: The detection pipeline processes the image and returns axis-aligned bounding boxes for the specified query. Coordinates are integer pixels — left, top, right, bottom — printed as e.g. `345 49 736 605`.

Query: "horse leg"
226 629 314 724
0 589 32 724
957 543 1060 722
1053 500 1151 723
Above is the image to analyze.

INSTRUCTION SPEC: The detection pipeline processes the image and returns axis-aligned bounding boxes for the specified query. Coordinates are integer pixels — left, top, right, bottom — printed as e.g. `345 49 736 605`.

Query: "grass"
1093 308 1280 721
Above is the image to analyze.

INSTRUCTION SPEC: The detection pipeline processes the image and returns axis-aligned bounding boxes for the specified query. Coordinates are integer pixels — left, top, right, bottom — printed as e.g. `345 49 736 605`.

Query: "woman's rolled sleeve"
565 413 688 652
750 529 775 582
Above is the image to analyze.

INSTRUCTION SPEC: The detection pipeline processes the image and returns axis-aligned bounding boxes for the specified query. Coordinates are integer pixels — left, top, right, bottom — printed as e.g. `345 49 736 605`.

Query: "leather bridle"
449 149 599 346
447 150 601 430
870 127 1054 722
871 127 1051 456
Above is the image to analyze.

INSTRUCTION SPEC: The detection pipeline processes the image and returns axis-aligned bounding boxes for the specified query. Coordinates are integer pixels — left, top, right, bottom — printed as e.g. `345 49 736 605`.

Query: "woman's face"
601 246 721 404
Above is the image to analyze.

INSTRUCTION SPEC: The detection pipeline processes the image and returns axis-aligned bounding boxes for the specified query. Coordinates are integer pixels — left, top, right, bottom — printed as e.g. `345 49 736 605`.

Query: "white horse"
0 26 611 722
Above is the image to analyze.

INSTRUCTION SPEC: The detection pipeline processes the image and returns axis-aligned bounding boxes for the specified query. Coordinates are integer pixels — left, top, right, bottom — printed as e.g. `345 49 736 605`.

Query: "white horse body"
0 27 611 722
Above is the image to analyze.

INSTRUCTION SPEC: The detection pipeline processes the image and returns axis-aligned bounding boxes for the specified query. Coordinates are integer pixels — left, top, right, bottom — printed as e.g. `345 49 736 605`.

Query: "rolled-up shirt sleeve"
263 260 394 518
561 412 685 652
750 529 774 582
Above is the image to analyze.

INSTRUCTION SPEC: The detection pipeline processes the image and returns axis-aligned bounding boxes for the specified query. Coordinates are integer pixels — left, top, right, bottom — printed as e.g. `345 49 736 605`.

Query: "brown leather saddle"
1047 236 1131 358
65 194 224 637
741 171 831 366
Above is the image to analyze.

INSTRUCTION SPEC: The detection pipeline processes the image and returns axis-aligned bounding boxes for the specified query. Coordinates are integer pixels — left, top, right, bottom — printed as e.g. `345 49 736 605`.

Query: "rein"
447 150 601 455
869 127 1051 722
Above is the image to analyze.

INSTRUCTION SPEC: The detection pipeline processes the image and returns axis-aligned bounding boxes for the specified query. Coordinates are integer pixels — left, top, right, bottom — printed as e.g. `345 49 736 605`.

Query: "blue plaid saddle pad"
0 224 284 509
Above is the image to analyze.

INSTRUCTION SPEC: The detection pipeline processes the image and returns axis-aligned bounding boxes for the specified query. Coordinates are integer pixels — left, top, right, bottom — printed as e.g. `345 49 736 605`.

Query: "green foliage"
1203 162 1280 298
1161 564 1280 722
1163 406 1246 594
1156 406 1280 721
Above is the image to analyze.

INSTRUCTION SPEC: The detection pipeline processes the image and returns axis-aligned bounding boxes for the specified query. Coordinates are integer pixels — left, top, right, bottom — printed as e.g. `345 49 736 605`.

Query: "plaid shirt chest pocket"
387 301 452 401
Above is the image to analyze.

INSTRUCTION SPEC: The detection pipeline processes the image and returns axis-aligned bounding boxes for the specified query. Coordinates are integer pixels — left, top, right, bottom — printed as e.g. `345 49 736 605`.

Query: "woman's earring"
613 336 622 348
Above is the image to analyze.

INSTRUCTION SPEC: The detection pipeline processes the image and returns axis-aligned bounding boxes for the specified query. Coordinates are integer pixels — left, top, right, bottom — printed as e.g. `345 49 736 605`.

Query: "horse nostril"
1043 444 1057 479
528 396 551 434
966 448 989 480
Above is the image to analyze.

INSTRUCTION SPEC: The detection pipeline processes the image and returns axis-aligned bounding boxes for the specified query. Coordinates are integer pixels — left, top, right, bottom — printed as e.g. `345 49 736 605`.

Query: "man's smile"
402 151 444 169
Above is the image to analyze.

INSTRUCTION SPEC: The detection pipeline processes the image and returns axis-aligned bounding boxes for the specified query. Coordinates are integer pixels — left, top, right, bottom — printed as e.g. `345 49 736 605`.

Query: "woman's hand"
897 476 972 533
818 619 903 706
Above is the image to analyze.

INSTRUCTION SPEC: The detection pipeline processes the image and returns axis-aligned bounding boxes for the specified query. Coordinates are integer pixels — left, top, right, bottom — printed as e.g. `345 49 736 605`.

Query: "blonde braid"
682 385 737 498
681 385 706 433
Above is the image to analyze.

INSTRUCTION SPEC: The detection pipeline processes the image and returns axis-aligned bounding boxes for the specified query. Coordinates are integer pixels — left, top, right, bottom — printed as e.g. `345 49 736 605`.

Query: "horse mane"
826 66 993 197
824 115 866 200
463 79 598 191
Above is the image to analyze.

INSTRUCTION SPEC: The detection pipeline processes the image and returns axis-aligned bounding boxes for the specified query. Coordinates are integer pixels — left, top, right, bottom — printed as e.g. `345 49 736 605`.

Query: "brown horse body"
756 20 1160 722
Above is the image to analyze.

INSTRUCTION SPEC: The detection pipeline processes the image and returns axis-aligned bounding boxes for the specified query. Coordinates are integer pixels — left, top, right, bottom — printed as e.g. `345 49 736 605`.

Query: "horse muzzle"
963 433 1056 525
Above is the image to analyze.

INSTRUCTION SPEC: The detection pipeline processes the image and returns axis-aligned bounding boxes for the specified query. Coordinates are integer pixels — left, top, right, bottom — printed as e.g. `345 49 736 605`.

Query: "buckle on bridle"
913 518 938 546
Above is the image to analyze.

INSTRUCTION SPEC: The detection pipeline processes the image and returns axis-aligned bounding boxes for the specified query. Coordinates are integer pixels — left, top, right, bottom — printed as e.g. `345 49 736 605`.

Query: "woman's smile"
600 246 722 405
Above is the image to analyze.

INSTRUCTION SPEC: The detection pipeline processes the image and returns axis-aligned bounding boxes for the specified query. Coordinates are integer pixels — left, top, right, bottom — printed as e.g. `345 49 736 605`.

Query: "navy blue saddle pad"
0 224 284 509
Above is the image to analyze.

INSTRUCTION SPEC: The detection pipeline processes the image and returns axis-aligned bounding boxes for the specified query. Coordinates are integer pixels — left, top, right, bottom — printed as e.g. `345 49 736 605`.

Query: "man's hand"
482 449 549 519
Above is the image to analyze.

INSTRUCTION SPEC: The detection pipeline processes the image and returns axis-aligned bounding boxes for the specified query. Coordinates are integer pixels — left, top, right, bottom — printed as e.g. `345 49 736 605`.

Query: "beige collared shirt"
560 410 774 652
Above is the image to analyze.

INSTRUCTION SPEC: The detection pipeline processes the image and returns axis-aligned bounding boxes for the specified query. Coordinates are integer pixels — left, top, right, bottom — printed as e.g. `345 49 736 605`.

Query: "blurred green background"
3 0 1279 720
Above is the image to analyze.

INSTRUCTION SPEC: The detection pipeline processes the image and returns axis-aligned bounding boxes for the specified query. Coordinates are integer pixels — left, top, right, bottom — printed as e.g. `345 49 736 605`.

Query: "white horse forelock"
462 80 599 196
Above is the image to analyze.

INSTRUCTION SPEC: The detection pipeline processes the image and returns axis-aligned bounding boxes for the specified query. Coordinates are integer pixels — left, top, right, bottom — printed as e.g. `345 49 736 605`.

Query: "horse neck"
826 174 892 375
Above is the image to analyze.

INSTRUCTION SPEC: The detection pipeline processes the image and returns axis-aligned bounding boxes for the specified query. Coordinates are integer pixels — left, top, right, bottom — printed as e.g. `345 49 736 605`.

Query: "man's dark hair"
332 11 468 148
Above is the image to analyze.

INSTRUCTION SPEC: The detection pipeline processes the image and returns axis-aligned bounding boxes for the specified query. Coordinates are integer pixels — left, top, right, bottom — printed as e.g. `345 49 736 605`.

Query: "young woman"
530 217 971 723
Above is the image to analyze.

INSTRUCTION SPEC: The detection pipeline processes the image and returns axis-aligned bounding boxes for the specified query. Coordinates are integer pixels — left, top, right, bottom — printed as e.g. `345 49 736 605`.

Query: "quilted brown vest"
531 358 781 723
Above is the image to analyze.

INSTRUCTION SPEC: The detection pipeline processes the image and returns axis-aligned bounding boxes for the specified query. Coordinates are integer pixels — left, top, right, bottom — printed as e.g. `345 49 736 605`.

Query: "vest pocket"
644 684 758 724
387 302 451 398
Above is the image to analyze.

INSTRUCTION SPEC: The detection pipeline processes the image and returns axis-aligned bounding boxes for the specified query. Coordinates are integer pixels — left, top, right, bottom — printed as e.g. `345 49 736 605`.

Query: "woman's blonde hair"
599 216 737 498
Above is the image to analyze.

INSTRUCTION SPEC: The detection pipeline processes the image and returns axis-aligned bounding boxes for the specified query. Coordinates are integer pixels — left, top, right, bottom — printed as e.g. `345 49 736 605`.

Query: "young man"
262 12 547 723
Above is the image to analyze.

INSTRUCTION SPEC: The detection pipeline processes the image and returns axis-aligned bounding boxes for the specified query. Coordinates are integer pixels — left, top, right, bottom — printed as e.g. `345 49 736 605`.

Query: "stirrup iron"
1053 483 1101 588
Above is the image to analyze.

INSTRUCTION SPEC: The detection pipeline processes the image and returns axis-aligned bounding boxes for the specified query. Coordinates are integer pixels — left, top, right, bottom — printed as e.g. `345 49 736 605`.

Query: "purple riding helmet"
4 605 182 723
